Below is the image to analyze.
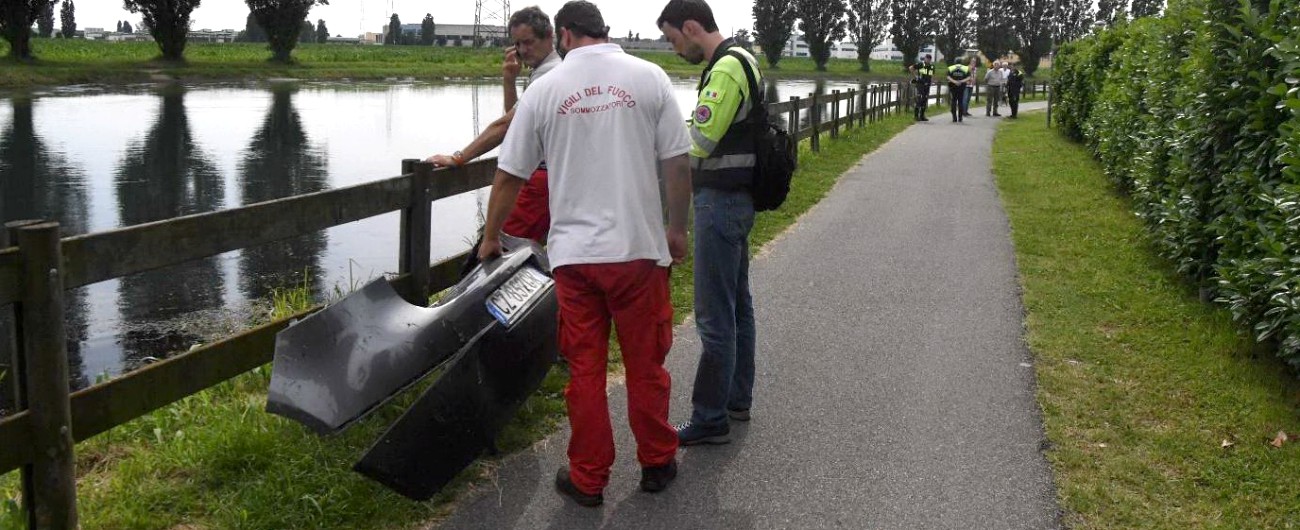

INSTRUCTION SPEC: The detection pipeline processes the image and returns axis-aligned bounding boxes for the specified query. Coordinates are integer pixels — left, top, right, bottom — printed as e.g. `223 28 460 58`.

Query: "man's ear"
681 20 701 38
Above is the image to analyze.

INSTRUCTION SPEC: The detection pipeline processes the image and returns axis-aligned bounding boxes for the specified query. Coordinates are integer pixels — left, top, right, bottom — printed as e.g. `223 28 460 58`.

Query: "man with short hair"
947 59 972 122
480 0 693 507
658 0 761 447
1006 62 1025 118
427 6 561 273
909 54 936 121
985 59 1005 117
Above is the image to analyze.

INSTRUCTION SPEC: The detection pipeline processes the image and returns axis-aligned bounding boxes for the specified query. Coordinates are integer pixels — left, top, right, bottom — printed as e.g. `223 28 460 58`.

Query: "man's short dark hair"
554 1 609 39
656 0 719 33
509 6 553 40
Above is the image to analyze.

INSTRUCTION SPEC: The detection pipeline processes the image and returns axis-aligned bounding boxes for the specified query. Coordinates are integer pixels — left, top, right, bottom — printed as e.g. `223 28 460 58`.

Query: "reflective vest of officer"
689 39 762 191
914 63 935 83
947 64 970 85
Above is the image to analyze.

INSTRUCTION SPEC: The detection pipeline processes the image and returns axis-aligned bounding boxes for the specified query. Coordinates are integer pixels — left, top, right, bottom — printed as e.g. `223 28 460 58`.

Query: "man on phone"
426 6 561 273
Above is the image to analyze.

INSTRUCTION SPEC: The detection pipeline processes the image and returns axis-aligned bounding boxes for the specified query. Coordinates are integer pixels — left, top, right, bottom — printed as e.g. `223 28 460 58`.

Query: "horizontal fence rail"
0 82 911 524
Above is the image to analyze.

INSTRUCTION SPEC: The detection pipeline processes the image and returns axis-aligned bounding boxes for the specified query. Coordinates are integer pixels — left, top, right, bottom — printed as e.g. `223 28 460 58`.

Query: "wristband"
451 150 465 167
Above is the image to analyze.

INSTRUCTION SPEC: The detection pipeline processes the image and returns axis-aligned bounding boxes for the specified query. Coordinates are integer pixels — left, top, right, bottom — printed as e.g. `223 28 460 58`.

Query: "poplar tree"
934 0 972 64
794 0 848 71
1 0 59 60
847 0 890 72
889 0 935 68
245 0 329 62
753 0 796 68
123 0 203 62
61 0 76 39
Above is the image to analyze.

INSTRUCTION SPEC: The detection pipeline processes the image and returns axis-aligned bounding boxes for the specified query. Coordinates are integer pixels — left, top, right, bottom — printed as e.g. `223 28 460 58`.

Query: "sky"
79 0 757 39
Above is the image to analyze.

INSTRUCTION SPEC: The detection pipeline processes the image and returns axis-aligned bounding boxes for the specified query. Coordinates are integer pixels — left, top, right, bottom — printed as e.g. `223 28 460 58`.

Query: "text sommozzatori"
558 85 638 115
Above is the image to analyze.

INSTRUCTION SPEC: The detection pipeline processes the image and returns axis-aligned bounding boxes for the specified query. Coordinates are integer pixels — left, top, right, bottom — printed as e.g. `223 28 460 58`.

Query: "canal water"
0 77 865 398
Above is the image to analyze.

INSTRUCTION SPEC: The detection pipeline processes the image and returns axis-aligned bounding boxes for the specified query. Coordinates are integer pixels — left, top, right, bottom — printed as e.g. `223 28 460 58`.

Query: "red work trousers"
502 169 550 243
554 260 677 495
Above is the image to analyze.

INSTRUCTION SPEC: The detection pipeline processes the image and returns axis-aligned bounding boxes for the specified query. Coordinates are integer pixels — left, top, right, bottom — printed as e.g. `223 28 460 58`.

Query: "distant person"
1005 63 1025 118
909 54 936 121
479 0 692 507
964 56 978 117
984 60 1005 116
947 60 971 122
426 6 561 274
658 0 762 447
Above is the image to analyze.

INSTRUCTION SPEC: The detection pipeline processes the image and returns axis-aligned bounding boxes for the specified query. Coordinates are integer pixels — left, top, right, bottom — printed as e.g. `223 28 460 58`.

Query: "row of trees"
384 13 436 45
751 0 1166 74
1 0 331 63
238 14 331 45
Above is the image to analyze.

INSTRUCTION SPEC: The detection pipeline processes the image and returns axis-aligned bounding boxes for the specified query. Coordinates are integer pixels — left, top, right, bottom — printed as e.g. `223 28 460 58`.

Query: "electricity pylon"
473 0 511 47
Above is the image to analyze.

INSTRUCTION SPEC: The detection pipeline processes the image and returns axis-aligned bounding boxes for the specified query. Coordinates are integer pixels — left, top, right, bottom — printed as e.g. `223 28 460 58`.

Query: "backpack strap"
725 49 765 121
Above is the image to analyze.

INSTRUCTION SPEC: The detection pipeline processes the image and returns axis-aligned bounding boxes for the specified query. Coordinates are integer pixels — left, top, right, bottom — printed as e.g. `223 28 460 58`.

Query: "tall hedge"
1053 0 1300 367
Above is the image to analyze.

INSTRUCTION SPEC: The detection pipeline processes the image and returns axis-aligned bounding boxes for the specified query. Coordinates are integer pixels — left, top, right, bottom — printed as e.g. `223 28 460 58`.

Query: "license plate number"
486 266 553 327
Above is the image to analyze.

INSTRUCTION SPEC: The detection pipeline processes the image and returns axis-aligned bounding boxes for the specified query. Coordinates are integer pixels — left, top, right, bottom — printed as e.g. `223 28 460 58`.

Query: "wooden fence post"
858 87 867 127
789 96 800 166
18 222 78 529
3 219 40 530
810 91 821 153
842 88 852 130
887 84 894 117
870 86 877 123
1046 84 1053 127
831 90 841 139
398 159 433 305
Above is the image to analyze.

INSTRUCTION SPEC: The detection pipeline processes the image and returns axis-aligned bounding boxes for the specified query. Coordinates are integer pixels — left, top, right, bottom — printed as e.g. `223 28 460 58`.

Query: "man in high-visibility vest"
947 61 972 122
908 53 935 121
659 0 762 448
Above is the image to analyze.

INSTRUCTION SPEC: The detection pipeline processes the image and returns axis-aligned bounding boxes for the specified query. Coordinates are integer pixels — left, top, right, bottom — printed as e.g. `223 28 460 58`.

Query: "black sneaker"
727 408 751 422
675 421 730 445
920 116 929 122
639 460 678 493
554 468 603 507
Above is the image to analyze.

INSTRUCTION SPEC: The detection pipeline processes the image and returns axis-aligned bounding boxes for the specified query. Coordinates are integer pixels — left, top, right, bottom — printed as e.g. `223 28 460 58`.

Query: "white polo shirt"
530 51 561 83
498 43 692 269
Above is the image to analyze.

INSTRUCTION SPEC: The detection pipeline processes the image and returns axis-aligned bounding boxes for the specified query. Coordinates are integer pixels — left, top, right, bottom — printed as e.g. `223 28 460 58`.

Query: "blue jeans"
690 187 757 428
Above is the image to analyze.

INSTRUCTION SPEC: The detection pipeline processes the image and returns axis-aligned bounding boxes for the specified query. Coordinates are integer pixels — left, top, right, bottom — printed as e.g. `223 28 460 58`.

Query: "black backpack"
727 50 797 212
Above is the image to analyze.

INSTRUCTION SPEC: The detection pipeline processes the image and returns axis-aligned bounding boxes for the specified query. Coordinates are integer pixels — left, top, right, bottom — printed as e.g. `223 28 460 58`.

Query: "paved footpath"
436 102 1060 529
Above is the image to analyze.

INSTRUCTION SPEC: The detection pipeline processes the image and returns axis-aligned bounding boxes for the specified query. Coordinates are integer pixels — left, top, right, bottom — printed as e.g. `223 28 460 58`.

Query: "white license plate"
486 266 553 327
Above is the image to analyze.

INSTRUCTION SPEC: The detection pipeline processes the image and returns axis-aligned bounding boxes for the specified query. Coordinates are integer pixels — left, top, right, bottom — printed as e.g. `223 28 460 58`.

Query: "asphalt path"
436 102 1060 530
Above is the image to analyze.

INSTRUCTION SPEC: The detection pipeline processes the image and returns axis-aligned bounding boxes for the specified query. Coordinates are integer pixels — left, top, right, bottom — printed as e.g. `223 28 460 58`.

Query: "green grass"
993 113 1300 529
0 106 920 529
0 39 929 88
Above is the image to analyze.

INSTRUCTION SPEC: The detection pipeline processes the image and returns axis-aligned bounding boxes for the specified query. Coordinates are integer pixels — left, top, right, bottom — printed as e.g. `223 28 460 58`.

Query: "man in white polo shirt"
477 0 693 507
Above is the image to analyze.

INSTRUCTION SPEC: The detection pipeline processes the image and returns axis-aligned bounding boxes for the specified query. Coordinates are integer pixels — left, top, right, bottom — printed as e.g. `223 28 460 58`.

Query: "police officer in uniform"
908 54 935 121
947 61 971 122
1006 63 1025 119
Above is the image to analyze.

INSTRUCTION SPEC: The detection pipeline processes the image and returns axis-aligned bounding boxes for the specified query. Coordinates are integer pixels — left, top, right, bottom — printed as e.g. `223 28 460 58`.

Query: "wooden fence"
0 82 906 528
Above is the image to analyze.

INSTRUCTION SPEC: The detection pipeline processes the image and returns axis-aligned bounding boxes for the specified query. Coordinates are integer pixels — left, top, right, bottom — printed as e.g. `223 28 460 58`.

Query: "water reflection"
113 86 226 369
237 84 328 301
0 97 91 406
0 79 864 388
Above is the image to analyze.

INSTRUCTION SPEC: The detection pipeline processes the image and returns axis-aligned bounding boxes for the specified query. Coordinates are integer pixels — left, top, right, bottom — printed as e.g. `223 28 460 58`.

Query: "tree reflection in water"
237 83 328 302
0 97 91 409
113 85 226 373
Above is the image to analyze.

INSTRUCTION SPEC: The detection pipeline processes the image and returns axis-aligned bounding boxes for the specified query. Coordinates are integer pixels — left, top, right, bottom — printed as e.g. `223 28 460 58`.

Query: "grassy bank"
0 39 919 88
993 114 1300 528
0 109 920 529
